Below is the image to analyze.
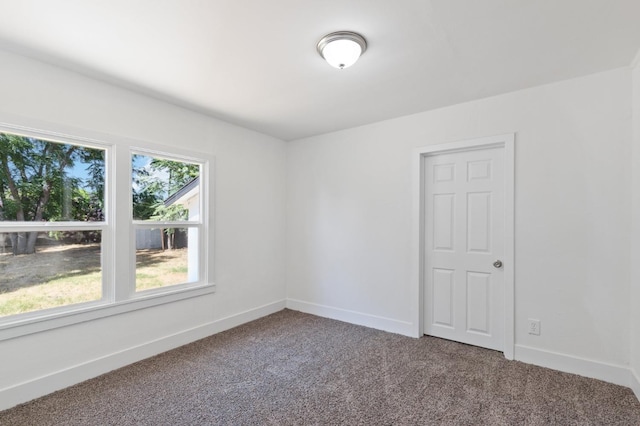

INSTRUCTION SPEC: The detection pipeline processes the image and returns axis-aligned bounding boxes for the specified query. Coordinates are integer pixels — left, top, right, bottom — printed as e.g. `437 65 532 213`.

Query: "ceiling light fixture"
317 31 367 69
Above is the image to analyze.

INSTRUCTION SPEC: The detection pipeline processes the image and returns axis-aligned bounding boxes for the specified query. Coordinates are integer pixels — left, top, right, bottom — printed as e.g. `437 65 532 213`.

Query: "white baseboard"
209 300 286 335
0 299 286 411
286 298 414 337
631 368 640 401
514 344 631 388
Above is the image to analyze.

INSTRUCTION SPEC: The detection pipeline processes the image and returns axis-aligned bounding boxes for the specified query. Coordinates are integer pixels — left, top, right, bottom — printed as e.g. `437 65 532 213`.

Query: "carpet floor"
1 309 639 425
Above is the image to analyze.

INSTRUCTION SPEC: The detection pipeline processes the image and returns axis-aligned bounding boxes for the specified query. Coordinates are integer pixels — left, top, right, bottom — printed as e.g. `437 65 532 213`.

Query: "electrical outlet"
528 319 541 335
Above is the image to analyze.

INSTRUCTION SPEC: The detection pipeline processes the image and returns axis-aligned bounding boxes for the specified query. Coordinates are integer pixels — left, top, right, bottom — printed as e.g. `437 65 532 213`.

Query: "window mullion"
0 223 107 232
113 145 133 301
132 221 201 228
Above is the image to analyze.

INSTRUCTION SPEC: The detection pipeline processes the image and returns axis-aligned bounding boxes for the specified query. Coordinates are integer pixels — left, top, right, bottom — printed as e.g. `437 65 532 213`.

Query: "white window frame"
0 122 215 341
129 148 207 297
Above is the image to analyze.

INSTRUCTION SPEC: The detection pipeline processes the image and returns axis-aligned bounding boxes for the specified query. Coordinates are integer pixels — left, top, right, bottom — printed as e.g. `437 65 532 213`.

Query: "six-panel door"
424 147 504 351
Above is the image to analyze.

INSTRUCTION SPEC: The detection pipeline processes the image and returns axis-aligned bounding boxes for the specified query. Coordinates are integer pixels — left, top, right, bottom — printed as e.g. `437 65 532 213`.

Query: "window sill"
0 283 216 342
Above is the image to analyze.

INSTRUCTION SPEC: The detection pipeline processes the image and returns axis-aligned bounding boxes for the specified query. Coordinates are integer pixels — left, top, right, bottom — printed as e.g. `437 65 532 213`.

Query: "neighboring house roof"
164 176 199 207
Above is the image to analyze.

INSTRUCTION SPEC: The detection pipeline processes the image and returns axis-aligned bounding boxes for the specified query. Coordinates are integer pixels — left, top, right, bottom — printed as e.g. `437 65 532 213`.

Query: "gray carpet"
1 309 639 425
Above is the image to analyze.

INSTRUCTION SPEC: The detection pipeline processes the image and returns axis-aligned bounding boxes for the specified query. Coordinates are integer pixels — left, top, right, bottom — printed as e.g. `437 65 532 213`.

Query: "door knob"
493 260 503 269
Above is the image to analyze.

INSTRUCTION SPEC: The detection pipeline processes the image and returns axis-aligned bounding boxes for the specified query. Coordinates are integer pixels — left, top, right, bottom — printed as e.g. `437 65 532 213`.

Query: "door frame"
411 133 515 359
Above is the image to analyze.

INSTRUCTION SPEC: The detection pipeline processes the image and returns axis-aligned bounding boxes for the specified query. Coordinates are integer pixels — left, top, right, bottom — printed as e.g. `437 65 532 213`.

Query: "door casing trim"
411 133 515 359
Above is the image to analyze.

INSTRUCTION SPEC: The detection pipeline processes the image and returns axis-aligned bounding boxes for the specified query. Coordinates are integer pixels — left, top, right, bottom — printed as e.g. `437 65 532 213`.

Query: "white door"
423 146 504 351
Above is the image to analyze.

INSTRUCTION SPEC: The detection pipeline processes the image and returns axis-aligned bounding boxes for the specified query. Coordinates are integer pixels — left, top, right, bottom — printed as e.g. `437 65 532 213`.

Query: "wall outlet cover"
528 319 541 335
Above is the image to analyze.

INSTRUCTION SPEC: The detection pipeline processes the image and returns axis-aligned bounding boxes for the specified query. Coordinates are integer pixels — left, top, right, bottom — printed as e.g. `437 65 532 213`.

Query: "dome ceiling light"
317 31 367 69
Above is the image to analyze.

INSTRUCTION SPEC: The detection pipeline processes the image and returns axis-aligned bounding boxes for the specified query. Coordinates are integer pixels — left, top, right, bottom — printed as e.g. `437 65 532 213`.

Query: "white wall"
287 68 632 381
1 46 637 409
631 51 640 398
0 50 287 409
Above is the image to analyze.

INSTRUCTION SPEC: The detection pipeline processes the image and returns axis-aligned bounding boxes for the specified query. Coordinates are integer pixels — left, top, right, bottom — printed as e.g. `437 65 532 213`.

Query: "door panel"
432 268 454 327
467 192 491 253
424 147 504 351
433 194 455 251
466 271 491 334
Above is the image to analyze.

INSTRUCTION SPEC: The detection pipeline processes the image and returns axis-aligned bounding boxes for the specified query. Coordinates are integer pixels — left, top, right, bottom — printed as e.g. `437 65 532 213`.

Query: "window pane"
0 231 102 317
135 227 198 291
0 132 105 226
131 154 200 221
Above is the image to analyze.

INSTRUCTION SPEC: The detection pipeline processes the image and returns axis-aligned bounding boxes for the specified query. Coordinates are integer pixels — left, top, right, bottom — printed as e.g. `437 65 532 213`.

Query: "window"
0 132 106 317
0 125 212 336
131 152 203 292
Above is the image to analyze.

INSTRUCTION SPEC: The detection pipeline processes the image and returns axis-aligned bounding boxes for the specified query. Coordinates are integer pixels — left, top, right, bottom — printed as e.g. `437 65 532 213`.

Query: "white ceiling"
0 0 639 141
